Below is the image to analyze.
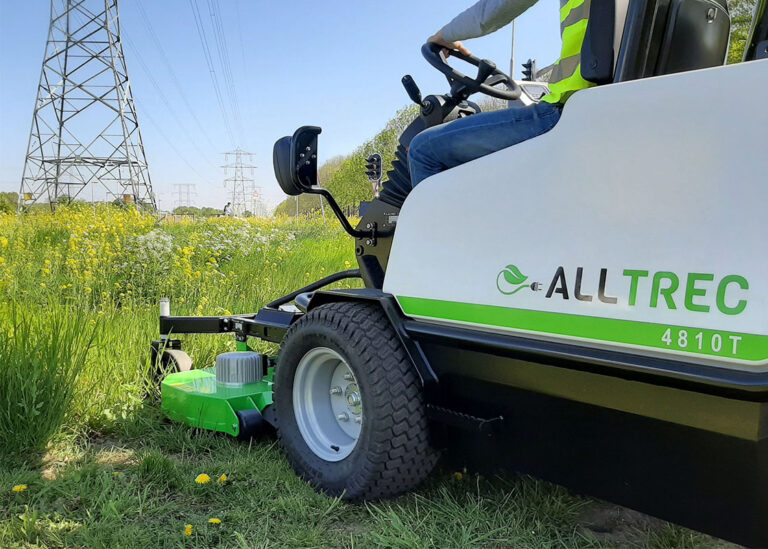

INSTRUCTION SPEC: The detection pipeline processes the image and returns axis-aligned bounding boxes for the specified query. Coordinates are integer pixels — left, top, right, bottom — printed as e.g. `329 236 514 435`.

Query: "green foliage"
325 104 419 209
273 193 329 217
728 0 759 64
0 192 18 214
172 206 224 217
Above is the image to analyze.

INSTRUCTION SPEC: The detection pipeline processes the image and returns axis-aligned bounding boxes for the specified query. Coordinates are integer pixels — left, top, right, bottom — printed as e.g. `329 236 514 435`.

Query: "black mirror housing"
272 126 322 196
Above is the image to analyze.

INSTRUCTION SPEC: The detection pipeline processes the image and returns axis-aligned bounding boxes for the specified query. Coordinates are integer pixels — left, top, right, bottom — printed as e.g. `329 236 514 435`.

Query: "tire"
274 301 438 500
148 347 192 401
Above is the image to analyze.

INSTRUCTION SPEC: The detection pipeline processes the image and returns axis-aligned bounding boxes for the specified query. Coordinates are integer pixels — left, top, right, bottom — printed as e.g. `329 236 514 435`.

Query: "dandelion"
112 472 122 476
184 524 193 536
195 473 211 484
217 474 227 483
208 518 221 524
12 484 27 493
452 472 463 481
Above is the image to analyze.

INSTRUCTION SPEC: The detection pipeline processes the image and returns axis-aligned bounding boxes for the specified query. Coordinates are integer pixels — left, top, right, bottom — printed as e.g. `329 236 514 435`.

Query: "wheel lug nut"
354 416 362 424
337 413 349 422
343 372 354 381
330 386 342 395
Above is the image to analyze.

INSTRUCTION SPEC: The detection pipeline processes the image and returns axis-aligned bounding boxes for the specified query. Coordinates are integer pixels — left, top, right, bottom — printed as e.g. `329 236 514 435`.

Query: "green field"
0 207 737 548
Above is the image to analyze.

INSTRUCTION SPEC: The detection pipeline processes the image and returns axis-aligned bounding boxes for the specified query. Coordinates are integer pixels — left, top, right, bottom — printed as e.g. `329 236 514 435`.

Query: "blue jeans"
408 101 562 186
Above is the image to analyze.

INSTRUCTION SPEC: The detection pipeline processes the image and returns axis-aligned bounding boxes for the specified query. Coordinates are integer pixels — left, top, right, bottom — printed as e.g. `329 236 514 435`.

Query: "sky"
0 0 560 212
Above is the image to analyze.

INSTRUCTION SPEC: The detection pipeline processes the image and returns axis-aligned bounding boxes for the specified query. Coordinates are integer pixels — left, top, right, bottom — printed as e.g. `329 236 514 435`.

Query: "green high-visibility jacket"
542 0 596 104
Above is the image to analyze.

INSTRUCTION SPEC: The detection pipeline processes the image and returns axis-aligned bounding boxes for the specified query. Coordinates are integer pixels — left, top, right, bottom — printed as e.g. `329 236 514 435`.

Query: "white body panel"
385 60 768 369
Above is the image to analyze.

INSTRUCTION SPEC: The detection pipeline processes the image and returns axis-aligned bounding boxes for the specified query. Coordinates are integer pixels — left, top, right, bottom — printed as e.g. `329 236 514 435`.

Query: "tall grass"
0 304 96 456
0 205 355 455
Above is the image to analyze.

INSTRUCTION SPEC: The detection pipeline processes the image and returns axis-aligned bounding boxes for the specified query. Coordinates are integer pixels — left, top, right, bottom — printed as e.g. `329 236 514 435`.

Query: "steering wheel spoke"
421 42 521 101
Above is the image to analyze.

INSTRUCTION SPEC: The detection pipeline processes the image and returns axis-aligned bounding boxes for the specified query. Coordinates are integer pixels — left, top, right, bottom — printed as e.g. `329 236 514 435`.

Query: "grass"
0 206 740 547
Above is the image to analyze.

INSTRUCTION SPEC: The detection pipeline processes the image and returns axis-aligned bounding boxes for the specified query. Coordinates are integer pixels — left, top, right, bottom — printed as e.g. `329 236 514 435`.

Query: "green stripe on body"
397 296 768 364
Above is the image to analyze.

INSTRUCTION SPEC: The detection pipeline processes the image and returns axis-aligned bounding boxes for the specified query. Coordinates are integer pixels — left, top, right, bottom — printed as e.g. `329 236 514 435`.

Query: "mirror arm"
307 187 371 239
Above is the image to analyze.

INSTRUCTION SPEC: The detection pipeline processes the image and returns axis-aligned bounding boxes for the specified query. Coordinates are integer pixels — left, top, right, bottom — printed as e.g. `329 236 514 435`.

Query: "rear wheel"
274 301 438 500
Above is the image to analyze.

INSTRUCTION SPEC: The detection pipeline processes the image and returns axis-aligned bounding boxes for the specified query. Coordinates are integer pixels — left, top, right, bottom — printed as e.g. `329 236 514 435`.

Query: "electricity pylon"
172 184 197 210
19 0 156 212
222 149 259 216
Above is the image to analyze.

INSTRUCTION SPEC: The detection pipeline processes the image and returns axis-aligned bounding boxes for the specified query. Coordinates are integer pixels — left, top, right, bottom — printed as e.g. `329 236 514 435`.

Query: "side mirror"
272 126 322 196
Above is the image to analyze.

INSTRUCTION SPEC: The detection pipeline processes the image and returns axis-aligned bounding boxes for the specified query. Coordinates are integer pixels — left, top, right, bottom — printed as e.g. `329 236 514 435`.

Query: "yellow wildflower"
184 524 193 536
452 472 463 481
12 484 27 493
208 518 221 524
195 473 211 484
217 474 227 483
0 236 7 248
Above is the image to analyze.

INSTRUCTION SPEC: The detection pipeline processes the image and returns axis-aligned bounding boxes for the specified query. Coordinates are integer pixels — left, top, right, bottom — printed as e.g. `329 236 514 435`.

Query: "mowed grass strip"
0 207 739 548
1 417 735 548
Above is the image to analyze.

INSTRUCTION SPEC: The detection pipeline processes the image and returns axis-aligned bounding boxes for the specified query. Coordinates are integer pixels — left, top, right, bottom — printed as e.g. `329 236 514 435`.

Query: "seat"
613 0 731 81
580 0 731 85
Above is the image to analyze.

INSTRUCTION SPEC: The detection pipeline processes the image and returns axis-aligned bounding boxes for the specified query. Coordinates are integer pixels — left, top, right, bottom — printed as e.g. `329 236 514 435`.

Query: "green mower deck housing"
161 367 273 437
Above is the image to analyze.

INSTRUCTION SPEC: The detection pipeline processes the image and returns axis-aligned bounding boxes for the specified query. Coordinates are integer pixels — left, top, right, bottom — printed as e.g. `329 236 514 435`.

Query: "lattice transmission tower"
222 149 262 216
172 184 197 210
19 0 156 212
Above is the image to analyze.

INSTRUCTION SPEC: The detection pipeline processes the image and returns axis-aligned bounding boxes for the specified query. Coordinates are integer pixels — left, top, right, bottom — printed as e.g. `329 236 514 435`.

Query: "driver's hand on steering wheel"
427 30 472 58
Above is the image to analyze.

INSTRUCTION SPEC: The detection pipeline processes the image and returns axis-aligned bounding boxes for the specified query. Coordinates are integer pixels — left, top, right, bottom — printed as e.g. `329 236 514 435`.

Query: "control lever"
401 75 423 105
476 59 496 84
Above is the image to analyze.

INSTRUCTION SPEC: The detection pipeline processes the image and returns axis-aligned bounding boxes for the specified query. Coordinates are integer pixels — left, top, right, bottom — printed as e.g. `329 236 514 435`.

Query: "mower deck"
161 367 273 437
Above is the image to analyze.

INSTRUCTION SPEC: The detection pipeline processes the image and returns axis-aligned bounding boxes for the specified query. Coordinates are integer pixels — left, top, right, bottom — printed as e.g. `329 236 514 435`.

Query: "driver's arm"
430 0 538 53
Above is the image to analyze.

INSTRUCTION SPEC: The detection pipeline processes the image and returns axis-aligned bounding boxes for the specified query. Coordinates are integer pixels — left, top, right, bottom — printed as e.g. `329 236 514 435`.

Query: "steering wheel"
421 42 521 101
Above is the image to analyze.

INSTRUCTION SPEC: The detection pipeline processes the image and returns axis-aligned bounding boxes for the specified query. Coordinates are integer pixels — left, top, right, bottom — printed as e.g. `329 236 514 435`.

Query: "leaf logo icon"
497 264 529 295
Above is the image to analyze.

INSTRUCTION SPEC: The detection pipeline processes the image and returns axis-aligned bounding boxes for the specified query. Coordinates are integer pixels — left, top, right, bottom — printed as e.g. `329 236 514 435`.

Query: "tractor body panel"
378 58 768 546
385 59 768 371
161 368 273 436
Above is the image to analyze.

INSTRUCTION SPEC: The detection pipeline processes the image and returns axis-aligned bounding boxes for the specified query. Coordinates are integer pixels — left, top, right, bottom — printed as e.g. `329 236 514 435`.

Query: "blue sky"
0 0 560 210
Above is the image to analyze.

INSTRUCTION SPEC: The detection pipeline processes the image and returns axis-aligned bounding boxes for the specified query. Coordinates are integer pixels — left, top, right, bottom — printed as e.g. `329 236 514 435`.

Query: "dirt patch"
577 503 742 548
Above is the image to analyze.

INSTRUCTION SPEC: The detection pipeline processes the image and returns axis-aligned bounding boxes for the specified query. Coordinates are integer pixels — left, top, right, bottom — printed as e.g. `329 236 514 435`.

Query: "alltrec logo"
495 263 750 316
496 264 542 295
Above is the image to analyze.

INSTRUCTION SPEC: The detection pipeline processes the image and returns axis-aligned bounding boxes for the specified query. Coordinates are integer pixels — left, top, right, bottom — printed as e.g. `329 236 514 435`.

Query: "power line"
188 0 236 147
135 99 213 185
206 0 244 144
123 33 218 171
133 0 219 152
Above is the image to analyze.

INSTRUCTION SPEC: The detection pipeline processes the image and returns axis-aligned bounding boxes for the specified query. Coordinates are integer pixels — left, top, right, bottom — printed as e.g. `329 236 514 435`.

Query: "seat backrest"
613 0 730 82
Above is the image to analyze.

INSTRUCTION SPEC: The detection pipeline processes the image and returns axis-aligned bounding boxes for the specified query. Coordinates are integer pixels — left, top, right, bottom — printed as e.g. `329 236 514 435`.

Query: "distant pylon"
172 184 197 210
19 0 156 212
221 149 258 216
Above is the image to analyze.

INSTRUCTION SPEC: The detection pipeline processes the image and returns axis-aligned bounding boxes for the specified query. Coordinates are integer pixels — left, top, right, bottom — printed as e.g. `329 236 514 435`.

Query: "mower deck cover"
161 368 273 436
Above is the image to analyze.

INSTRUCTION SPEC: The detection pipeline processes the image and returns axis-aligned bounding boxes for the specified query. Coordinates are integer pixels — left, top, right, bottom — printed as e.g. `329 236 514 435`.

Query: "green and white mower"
155 0 768 545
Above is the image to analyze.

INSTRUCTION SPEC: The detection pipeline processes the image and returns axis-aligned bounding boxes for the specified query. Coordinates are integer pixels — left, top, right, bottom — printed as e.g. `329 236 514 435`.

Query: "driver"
409 0 596 186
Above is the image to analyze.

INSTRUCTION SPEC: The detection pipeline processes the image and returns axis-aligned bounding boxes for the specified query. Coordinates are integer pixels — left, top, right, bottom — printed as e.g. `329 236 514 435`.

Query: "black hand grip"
401 75 423 105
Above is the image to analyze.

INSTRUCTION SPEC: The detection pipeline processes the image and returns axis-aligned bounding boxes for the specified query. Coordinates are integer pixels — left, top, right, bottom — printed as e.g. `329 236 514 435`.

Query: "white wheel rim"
293 347 362 461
